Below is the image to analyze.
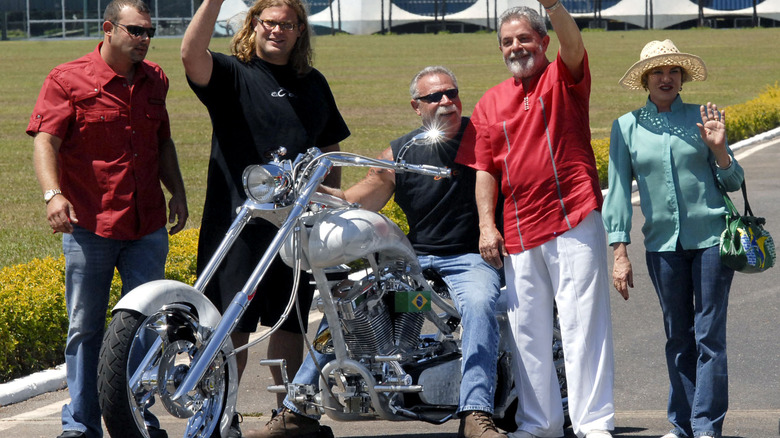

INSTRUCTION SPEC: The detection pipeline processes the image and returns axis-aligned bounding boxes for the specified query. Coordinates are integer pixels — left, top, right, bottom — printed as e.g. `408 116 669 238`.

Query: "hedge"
0 228 199 383
725 82 780 144
1 83 778 383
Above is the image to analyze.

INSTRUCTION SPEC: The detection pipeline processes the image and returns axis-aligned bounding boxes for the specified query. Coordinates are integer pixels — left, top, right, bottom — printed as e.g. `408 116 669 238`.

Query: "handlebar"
323 152 451 179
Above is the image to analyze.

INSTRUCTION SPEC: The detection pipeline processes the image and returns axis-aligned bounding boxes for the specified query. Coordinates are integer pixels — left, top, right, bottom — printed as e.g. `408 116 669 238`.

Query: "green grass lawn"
2 28 779 268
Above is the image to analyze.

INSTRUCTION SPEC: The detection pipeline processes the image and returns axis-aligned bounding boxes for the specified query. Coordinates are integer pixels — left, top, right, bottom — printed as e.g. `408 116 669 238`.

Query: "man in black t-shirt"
249 67 506 438
182 1 350 436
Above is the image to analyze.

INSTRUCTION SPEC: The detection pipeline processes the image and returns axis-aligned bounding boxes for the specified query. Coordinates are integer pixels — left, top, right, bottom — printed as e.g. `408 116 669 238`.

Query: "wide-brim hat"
619 39 708 90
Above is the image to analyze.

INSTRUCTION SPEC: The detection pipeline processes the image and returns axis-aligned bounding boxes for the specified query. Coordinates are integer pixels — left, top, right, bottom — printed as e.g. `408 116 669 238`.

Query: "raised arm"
181 0 224 86
539 0 585 82
697 102 730 168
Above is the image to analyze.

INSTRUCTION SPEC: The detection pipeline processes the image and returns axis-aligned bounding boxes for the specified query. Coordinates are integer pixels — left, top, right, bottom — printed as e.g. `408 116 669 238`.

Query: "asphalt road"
1 138 778 437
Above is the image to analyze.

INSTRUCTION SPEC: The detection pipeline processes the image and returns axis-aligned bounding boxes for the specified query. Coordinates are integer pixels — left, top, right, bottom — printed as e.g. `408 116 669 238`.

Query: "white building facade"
303 0 780 35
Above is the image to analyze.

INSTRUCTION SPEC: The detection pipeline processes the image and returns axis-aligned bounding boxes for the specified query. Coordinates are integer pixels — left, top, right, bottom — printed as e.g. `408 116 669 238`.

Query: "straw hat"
619 39 707 90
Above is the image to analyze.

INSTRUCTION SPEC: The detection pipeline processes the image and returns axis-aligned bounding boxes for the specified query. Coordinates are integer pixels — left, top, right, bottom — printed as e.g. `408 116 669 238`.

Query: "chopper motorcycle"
96 132 568 437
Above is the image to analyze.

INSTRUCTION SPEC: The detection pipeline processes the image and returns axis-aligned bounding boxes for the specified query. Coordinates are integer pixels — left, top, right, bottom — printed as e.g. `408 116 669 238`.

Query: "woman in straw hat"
602 40 745 438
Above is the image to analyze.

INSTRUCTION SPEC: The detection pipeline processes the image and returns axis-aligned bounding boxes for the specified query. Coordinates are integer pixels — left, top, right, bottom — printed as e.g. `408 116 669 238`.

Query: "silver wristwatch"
44 189 62 204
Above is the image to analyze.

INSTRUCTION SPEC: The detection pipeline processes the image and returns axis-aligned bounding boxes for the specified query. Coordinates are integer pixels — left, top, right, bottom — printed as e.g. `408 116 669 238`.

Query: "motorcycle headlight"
242 164 290 203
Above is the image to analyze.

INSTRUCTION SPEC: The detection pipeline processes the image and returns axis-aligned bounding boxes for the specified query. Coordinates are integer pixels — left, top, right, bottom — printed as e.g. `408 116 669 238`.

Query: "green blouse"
603 95 744 252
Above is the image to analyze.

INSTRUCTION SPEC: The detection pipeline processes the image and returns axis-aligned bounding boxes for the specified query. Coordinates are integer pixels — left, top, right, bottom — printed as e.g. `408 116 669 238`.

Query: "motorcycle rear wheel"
98 307 233 438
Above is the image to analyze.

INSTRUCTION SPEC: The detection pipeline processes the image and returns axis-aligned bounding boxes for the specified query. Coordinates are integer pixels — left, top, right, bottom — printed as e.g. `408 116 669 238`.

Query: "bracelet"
545 0 562 12
715 155 733 170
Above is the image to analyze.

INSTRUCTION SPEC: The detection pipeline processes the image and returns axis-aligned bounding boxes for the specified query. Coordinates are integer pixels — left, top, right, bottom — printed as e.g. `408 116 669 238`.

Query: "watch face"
45 190 60 202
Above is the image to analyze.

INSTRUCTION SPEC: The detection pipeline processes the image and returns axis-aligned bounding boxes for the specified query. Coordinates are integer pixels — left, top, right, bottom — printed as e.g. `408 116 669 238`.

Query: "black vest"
390 117 480 256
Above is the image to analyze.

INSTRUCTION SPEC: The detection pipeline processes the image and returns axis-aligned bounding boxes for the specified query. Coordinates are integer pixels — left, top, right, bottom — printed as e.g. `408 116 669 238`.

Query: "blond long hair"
230 0 313 76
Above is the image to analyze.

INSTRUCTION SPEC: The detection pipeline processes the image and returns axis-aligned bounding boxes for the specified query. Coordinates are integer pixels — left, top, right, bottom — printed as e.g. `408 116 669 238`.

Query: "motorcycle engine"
337 273 424 358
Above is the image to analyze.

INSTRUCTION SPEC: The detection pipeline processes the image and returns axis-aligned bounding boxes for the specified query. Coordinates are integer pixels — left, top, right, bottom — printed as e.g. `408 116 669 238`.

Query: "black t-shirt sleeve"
296 69 350 148
186 52 237 108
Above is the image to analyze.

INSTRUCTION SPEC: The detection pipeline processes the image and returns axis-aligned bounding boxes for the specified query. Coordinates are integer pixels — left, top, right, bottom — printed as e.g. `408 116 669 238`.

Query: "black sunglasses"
417 88 459 103
112 22 156 38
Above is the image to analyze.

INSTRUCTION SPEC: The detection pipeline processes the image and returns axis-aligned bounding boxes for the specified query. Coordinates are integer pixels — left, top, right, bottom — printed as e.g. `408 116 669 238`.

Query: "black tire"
98 310 147 438
98 308 231 438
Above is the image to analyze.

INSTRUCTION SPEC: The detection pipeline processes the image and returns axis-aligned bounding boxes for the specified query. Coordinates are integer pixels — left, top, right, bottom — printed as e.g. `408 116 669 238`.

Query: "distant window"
563 0 621 14
699 0 765 11
309 0 331 15
393 0 478 17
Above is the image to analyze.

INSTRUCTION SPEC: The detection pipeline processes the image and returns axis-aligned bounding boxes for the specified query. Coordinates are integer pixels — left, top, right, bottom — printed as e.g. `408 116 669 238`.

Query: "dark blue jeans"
645 244 733 438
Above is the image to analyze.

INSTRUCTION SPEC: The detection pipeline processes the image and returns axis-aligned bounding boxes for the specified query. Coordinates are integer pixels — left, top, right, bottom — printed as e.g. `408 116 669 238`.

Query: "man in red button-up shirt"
455 3 618 438
26 1 186 437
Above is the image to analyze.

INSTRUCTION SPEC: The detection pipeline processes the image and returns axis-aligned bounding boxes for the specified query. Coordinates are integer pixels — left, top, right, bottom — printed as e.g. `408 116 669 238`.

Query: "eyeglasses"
112 22 155 38
256 18 298 31
417 88 459 103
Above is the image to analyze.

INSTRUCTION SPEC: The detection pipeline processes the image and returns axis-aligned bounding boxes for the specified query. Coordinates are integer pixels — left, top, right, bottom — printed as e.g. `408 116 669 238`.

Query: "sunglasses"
112 22 156 38
417 88 459 103
256 18 298 31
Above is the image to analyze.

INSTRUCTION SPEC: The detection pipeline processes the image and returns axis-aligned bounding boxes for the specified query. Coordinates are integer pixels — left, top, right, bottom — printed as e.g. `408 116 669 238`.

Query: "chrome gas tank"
280 208 417 270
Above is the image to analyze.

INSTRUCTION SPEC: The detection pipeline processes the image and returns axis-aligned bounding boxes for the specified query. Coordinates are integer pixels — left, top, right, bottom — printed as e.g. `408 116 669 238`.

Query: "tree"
388 0 392 33
753 0 759 27
698 0 705 27
380 0 385 34
485 0 490 30
593 0 602 28
329 0 334 35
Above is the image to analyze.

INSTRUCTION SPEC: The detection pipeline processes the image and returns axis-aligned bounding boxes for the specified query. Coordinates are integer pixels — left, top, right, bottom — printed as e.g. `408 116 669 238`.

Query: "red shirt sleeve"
27 71 74 140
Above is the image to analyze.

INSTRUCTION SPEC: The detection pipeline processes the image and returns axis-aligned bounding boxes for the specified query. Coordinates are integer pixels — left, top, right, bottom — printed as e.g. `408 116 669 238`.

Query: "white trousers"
506 211 615 438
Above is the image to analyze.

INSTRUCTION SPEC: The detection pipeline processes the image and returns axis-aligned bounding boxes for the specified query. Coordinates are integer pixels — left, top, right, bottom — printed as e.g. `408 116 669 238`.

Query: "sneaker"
56 432 86 438
227 412 242 437
586 431 612 438
242 407 324 438
661 434 680 438
458 410 507 438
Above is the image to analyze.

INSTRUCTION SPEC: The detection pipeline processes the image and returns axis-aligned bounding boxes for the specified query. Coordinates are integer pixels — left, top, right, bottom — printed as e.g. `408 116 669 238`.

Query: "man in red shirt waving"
456 3 621 438
27 1 187 437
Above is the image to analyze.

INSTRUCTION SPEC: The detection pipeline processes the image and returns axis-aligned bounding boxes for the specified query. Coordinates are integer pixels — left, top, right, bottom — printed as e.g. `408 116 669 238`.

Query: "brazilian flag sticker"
412 292 429 310
395 289 432 313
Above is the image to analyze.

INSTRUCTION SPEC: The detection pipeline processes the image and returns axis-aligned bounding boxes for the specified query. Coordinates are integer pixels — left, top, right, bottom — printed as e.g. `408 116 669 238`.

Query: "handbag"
719 181 775 273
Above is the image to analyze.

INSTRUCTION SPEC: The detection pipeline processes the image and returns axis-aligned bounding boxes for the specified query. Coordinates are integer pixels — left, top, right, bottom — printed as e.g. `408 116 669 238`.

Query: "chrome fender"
281 209 418 270
111 280 223 328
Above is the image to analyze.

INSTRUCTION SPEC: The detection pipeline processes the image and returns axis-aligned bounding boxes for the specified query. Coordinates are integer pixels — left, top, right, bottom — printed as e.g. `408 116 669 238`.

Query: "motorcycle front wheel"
98 305 235 438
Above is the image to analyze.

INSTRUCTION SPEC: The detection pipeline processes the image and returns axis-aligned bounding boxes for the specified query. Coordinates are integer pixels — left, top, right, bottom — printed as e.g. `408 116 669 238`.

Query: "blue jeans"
284 253 504 417
645 244 733 438
61 225 168 437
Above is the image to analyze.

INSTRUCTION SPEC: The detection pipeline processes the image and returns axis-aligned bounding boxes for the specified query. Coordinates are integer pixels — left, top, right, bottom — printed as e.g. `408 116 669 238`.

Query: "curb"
730 125 780 152
0 364 67 407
